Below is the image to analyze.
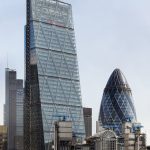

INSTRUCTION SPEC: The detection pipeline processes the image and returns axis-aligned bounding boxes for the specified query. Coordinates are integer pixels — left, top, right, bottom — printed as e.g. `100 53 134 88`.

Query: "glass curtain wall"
25 0 85 149
99 69 137 135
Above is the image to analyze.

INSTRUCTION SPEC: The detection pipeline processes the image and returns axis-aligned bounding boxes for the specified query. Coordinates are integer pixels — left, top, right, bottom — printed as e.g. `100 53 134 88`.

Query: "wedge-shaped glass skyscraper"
99 69 137 135
24 0 85 149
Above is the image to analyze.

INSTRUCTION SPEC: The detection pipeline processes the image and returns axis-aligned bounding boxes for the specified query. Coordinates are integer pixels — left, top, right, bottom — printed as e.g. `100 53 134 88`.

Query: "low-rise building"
0 126 7 150
86 129 117 150
54 121 73 150
122 121 146 150
53 119 148 150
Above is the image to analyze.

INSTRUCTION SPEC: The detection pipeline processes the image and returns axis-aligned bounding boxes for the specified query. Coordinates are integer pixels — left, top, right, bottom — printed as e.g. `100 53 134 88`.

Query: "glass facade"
25 0 85 149
99 69 137 135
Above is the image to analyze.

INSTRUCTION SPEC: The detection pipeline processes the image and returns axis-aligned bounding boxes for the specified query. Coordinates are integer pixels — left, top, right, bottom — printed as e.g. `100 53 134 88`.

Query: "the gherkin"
99 69 137 135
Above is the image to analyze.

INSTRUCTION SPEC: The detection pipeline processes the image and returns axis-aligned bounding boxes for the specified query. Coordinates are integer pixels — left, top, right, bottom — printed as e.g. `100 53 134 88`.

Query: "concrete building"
54 121 73 150
122 121 146 150
83 108 92 137
4 68 24 150
0 125 7 150
86 129 117 150
53 120 147 150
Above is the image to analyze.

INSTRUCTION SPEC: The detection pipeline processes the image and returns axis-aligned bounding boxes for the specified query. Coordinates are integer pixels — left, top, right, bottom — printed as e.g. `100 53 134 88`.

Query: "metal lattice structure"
99 69 137 135
24 0 85 149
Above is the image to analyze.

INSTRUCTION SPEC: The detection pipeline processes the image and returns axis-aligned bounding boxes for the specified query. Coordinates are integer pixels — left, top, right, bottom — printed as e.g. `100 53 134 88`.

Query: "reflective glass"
99 69 137 135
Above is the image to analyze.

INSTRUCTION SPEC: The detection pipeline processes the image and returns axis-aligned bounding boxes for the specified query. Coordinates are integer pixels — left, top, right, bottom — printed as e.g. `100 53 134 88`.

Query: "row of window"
39 76 81 87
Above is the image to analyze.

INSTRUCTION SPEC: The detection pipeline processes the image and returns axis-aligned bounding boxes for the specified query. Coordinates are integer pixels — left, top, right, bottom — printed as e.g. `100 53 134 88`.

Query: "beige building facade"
0 126 7 150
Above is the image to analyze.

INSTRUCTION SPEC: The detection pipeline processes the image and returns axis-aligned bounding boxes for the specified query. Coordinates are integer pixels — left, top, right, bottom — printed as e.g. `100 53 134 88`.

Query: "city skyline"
1 0 150 145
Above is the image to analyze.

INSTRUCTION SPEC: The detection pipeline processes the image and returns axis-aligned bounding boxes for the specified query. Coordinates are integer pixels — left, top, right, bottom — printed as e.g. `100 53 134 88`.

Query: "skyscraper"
99 69 137 135
24 0 85 149
4 68 24 150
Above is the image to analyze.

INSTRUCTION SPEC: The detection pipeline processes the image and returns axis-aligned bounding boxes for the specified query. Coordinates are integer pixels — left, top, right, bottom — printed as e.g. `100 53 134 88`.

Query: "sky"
1 0 150 144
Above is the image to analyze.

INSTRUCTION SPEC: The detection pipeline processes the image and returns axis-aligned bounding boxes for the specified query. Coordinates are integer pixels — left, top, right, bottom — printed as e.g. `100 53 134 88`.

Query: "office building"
24 0 85 149
99 68 137 135
0 126 7 150
83 108 92 137
4 68 24 150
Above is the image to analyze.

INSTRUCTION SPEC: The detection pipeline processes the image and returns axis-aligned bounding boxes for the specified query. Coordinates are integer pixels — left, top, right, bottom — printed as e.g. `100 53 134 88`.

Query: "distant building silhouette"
99 68 137 135
4 68 24 150
83 107 92 137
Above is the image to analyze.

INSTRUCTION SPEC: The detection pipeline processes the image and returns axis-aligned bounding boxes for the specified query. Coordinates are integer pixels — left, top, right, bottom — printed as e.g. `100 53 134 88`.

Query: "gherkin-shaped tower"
99 69 137 135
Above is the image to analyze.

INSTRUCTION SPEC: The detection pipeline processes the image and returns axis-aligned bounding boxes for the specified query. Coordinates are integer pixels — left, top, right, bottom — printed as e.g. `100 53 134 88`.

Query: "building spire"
6 53 9 69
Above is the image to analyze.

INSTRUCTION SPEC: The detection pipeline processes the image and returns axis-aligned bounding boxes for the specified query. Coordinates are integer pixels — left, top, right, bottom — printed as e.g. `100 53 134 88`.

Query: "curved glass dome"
99 69 137 135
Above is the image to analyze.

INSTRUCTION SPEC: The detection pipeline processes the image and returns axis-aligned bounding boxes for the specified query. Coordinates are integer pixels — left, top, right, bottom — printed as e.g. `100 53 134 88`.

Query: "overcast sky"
1 0 150 144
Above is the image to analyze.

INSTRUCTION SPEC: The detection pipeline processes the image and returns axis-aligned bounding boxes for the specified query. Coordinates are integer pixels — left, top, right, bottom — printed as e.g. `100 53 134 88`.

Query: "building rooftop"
105 68 130 90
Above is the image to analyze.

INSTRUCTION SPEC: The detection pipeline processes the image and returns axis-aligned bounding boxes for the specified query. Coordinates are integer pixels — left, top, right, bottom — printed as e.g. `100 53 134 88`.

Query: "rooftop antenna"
6 53 9 69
